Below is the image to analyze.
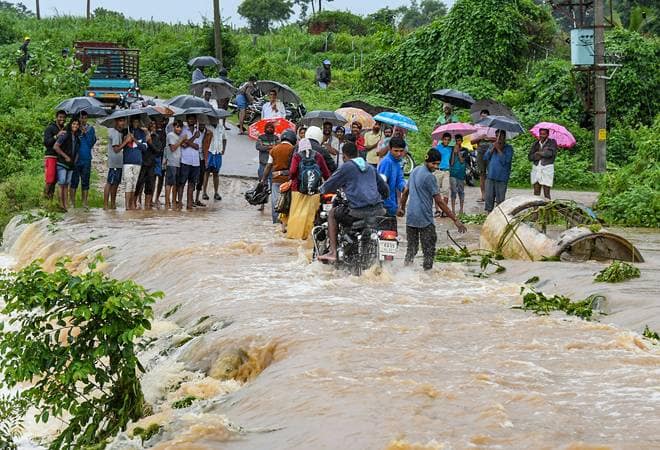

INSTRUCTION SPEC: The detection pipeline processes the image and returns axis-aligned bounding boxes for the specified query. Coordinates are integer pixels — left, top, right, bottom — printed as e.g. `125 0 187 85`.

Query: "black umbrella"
98 109 150 128
470 99 516 123
188 56 221 68
175 107 231 124
165 95 215 110
339 100 396 116
476 115 525 134
190 78 237 100
55 96 107 118
300 110 348 128
255 80 302 104
431 89 476 108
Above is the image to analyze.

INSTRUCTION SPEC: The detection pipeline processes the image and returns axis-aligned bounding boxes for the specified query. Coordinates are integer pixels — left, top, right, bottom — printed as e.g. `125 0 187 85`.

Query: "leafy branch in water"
457 213 487 225
642 325 659 342
594 260 641 283
172 395 198 409
435 235 505 278
0 256 162 449
514 287 603 321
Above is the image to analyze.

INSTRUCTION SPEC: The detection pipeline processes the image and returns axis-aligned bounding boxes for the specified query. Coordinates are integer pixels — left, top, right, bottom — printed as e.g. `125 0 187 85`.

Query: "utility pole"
593 0 607 172
86 0 91 20
213 0 223 65
36 0 40 19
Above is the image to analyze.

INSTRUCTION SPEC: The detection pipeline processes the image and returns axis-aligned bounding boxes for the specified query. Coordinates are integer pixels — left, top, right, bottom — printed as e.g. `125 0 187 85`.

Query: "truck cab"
74 41 140 107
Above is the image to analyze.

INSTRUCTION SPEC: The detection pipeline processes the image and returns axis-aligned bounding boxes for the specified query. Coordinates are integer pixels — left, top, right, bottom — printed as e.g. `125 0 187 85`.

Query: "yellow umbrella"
335 107 375 129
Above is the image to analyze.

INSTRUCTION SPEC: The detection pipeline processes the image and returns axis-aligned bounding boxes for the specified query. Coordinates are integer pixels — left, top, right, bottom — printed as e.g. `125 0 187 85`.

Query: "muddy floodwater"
2 179 659 450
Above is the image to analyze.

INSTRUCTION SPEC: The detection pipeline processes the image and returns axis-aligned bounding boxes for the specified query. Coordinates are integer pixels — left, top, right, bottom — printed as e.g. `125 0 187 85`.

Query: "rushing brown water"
2 178 659 450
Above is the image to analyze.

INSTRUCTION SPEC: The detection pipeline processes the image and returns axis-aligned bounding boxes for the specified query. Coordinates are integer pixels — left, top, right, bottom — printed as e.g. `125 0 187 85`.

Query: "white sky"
12 0 455 26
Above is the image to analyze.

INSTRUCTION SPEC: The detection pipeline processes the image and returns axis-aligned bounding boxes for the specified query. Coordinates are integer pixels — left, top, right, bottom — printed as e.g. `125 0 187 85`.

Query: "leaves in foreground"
0 256 162 449
514 287 604 321
594 260 641 283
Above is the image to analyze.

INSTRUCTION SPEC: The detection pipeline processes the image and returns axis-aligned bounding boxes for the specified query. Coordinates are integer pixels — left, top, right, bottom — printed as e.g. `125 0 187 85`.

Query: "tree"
0 257 159 449
238 0 294 34
398 0 447 30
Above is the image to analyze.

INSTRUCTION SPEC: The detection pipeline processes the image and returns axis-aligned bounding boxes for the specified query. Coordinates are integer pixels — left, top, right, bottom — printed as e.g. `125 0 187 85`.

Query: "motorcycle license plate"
378 239 397 257
322 203 332 212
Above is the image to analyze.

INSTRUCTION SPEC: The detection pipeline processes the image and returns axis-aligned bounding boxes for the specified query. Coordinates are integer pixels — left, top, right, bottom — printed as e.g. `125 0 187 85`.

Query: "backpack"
298 151 322 195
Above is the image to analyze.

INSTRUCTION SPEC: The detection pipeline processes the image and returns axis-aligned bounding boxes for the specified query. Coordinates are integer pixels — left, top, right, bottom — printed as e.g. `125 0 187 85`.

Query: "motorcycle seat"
351 216 379 230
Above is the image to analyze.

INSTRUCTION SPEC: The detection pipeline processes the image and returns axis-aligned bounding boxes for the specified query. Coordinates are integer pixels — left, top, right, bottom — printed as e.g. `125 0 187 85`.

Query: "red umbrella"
248 117 296 141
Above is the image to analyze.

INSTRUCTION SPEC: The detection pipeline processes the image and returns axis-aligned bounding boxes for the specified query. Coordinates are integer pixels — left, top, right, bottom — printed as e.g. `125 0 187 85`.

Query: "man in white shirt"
261 89 286 119
203 122 227 201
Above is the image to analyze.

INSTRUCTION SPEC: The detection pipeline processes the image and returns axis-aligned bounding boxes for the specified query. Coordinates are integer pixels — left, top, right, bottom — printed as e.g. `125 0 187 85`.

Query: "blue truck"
74 41 140 107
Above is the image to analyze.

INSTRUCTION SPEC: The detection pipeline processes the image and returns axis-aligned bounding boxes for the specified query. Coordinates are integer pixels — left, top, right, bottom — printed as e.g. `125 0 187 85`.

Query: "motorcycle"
231 90 307 125
118 86 143 109
401 151 416 177
464 150 479 187
312 192 399 276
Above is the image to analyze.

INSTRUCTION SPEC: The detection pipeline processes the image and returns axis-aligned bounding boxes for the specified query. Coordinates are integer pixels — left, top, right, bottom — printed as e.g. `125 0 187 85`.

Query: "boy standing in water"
449 134 467 216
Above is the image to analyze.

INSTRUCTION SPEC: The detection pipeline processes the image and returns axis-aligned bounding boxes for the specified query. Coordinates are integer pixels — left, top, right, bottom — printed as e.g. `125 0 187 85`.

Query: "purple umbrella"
431 123 478 140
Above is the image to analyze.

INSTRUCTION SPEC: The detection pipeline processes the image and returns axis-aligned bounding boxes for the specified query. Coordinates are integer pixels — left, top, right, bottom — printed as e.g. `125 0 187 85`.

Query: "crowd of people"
41 66 558 270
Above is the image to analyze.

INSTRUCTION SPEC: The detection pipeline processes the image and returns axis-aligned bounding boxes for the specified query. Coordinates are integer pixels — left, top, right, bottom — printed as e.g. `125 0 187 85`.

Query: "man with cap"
18 36 30 73
398 148 466 271
315 59 332 89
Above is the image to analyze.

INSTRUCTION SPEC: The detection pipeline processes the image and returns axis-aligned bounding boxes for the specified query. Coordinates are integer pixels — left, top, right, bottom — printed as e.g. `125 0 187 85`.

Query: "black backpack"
298 151 322 195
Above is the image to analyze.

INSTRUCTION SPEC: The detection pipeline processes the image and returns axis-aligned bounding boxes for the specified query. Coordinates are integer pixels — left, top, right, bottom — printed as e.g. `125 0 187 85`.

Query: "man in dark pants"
398 149 466 270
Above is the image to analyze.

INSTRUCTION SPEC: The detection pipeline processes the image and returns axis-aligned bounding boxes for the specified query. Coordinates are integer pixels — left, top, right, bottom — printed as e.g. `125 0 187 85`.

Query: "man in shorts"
433 132 452 216
43 110 67 200
165 120 185 210
104 118 130 210
203 120 227 201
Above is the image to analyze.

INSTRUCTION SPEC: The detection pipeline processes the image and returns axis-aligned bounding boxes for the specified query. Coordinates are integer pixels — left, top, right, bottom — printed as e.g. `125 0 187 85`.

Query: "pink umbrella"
530 122 576 149
431 122 477 140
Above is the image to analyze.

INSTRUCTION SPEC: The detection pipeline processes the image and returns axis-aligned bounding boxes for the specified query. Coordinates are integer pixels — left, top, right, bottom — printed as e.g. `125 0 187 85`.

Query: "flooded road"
2 178 659 449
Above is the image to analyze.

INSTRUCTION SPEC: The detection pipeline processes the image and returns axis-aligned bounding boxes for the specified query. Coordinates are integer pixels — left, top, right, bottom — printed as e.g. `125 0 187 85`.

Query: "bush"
307 11 371 35
0 257 161 449
596 117 660 227
362 0 556 108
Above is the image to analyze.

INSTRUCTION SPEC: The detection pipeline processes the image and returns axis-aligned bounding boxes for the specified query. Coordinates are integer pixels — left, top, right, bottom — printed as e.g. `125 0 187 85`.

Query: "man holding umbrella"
528 128 557 200
483 130 514 213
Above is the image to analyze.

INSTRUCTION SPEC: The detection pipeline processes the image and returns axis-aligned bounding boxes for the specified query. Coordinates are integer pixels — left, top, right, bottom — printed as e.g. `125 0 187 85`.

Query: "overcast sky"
13 0 455 26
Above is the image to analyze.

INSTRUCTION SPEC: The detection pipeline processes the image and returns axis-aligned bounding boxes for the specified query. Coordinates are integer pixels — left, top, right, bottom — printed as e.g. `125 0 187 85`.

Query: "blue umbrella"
373 112 418 132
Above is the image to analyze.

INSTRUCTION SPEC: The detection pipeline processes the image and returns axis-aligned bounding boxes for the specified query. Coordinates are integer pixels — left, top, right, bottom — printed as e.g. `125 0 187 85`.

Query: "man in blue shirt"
433 132 452 216
398 148 466 270
70 111 96 209
317 142 389 262
377 136 407 231
483 129 514 213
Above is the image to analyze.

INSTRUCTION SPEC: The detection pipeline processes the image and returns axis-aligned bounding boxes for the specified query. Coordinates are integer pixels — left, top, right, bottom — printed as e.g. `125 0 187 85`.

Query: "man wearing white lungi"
529 128 557 199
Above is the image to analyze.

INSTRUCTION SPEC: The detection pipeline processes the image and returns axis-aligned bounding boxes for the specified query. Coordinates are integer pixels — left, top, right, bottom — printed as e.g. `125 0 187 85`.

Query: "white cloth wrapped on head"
531 163 554 187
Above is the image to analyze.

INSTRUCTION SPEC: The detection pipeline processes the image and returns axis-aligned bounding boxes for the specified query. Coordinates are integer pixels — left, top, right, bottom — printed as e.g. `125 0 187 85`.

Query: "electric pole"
593 0 607 172
213 0 224 65
36 0 40 19
87 0 91 20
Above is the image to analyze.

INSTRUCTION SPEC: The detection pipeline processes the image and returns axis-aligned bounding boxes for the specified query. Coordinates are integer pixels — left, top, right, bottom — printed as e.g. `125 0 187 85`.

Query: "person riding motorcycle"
317 142 389 262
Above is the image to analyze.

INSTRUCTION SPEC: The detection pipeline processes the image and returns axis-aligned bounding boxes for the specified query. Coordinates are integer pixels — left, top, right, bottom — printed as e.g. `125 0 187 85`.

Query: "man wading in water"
399 148 466 270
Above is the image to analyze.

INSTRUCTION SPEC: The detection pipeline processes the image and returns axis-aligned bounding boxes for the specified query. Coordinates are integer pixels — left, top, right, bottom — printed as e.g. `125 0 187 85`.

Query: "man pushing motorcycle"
317 142 389 263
